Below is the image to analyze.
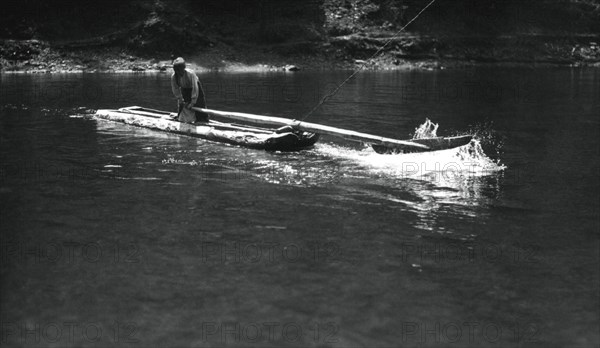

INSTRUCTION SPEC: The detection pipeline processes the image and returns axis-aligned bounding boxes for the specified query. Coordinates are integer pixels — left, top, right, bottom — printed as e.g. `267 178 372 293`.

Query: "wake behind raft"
93 106 473 154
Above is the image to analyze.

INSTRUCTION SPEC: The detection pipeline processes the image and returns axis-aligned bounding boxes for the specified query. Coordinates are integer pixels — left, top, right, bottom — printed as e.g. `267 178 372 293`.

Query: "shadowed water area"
0 67 598 347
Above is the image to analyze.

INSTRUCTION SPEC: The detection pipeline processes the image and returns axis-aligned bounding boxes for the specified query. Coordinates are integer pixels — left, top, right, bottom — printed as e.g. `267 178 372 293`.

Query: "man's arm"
171 74 183 102
189 71 199 105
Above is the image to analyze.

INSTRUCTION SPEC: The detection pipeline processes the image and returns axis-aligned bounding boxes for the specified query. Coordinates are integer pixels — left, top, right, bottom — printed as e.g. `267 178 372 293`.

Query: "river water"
1 68 598 347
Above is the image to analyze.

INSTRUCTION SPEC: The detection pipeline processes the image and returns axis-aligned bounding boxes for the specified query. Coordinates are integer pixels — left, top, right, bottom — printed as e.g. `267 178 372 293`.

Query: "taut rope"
301 0 438 121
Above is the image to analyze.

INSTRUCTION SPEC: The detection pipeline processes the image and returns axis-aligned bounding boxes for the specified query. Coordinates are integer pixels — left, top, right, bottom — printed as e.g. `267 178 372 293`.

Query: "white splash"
315 118 506 188
412 118 439 139
317 139 503 183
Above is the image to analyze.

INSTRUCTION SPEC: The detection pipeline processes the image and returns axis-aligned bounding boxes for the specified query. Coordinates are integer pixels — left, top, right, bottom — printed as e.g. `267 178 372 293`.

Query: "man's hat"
173 57 186 67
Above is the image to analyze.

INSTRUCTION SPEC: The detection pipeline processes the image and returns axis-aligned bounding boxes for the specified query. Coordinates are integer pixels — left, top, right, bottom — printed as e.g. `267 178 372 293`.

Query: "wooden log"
193 107 430 150
117 107 274 134
95 109 318 151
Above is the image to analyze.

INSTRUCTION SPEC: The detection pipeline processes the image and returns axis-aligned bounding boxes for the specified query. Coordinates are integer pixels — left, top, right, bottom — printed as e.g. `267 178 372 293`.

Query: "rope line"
301 0 438 121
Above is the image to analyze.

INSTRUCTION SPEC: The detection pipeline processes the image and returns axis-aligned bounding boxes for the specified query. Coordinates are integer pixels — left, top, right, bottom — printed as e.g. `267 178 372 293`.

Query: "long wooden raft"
194 107 431 151
94 107 319 151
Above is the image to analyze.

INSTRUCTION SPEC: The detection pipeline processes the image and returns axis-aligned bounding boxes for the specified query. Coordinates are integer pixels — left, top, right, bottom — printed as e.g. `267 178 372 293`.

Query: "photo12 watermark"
399 321 541 345
160 159 345 183
200 321 338 345
398 79 540 105
400 241 541 265
1 321 139 346
0 80 136 107
199 240 343 265
0 161 140 184
1 241 142 266
202 79 348 106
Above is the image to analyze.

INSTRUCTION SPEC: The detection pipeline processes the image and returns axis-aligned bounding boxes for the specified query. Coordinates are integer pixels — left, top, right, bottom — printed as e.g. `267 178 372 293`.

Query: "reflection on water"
1 69 598 347
93 112 505 238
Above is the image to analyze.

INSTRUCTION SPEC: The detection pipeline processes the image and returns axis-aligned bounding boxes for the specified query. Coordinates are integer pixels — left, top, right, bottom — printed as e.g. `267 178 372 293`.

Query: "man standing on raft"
171 57 209 123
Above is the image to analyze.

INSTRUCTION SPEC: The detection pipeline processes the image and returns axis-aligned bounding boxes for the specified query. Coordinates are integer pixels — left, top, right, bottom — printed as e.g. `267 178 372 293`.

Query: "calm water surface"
1 68 598 347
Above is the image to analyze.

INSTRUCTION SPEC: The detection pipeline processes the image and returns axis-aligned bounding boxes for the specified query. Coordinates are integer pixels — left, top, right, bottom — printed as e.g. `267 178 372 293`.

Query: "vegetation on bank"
1 0 599 72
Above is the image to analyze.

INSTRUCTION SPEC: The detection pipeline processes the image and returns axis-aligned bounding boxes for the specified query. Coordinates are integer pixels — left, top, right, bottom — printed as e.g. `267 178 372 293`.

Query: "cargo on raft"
93 106 473 154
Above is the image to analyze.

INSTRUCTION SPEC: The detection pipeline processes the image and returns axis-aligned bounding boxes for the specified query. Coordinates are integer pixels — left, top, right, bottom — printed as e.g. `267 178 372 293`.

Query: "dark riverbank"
2 0 599 73
2 35 599 74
